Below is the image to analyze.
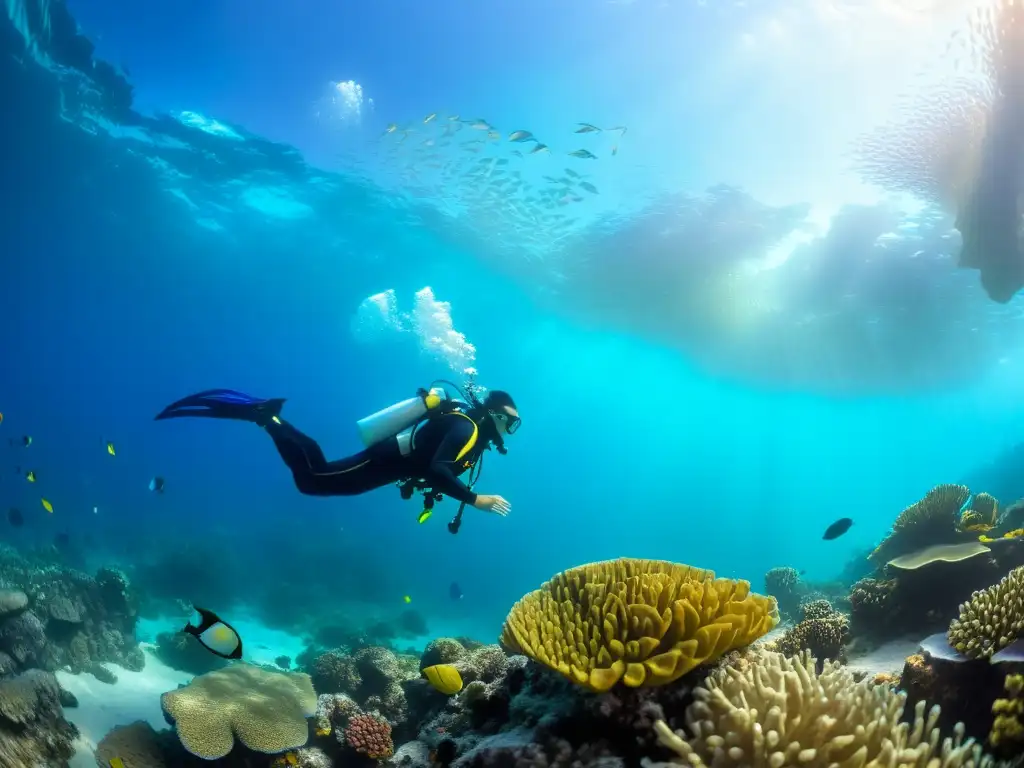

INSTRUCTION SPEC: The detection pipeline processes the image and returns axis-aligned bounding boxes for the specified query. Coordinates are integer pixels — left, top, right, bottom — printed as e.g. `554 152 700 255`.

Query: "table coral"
160 663 317 759
870 484 971 564
501 557 778 692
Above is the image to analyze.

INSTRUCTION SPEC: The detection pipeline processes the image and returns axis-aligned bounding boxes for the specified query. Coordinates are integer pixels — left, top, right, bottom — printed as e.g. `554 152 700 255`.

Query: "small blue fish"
149 476 165 494
449 582 463 601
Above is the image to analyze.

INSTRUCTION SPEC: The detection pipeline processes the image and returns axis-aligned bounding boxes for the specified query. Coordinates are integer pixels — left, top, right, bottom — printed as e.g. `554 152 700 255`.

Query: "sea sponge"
160 663 317 759
95 720 170 768
344 713 393 759
990 673 1024 749
870 484 970 564
948 566 1024 659
500 558 779 692
652 650 990 767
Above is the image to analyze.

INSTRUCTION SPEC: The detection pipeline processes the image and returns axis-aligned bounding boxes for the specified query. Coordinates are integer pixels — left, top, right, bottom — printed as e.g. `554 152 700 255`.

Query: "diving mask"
491 408 521 435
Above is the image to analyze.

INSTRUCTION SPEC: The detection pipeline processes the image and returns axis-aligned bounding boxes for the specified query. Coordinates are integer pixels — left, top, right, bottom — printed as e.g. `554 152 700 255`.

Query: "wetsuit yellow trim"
450 412 479 462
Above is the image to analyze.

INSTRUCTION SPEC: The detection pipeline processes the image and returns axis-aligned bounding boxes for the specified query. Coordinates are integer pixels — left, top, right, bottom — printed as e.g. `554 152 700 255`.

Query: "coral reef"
153 629 229 676
0 670 78 767
870 483 971 564
772 600 849 663
990 673 1024 752
344 713 394 759
96 720 175 767
960 493 1000 532
161 663 317 759
648 650 989 767
763 566 801 619
948 565 1024 659
501 558 778 692
0 557 143 678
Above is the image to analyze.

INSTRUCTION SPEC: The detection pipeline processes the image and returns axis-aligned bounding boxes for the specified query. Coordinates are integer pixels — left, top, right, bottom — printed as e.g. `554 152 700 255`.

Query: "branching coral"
870 484 971 564
160 663 317 759
651 650 990 767
798 599 833 621
948 566 1024 659
990 673 1024 749
344 713 393 759
501 558 778 692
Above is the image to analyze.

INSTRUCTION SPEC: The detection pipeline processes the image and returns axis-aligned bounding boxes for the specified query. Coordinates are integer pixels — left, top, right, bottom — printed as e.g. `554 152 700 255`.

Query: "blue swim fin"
155 389 285 426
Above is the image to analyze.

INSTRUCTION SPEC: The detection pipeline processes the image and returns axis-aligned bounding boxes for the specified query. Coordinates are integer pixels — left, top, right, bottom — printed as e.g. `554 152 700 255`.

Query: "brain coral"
653 650 990 767
870 484 970 564
948 565 1024 659
160 663 317 759
500 558 778 692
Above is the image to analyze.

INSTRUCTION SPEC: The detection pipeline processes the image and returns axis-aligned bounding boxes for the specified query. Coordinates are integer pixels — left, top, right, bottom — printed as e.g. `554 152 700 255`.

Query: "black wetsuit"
265 411 488 504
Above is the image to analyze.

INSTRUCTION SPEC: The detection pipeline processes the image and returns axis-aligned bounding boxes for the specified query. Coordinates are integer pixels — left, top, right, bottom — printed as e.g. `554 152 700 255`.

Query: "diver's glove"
473 494 511 517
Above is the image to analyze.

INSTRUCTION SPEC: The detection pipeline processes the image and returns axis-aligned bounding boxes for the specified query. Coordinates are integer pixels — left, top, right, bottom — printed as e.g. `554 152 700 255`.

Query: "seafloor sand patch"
57 646 191 768
846 637 921 678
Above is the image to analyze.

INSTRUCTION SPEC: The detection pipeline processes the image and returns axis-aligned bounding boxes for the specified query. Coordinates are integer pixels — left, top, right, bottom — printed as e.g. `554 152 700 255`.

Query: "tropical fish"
822 517 853 540
422 663 464 694
184 607 243 659
508 130 535 143
467 119 492 130
569 149 598 159
565 168 580 178
41 498 53 514
529 144 549 155
7 508 22 527
403 595 412 604
579 182 599 194
417 509 432 524
383 123 399 135
0 412 3 425
487 131 501 141
149 476 165 493
424 113 437 124
575 123 602 133
106 441 116 456
110 759 126 768
93 506 98 514
608 125 628 135
511 150 523 158
10 435 31 447
449 581 463 600
25 470 36 483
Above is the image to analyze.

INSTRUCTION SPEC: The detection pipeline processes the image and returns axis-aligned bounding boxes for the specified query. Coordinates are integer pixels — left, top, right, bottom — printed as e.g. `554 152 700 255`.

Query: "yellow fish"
106 441 116 456
403 595 412 604
422 663 463 695
25 470 36 483
110 759 125 768
417 510 433 524
41 498 53 514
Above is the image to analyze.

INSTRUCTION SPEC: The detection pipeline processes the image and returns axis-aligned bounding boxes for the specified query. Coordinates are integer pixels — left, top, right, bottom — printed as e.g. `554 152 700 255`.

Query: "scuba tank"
356 387 448 448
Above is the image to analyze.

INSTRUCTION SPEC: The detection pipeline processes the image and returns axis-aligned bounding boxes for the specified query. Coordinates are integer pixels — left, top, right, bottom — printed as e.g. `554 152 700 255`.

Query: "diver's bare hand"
473 494 511 516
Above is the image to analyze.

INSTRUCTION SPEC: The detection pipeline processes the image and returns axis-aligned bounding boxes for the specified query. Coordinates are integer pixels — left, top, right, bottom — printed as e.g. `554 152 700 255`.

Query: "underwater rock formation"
0 560 142 679
307 645 420 727
161 663 317 759
0 670 78 767
501 558 778 692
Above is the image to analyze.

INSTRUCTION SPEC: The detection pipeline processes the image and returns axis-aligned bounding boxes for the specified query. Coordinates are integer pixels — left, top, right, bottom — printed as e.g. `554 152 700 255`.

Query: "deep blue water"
3 0 1024 644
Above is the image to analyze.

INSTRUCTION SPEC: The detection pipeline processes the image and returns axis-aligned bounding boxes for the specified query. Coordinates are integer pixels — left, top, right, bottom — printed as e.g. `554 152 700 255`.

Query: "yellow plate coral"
500 558 778 692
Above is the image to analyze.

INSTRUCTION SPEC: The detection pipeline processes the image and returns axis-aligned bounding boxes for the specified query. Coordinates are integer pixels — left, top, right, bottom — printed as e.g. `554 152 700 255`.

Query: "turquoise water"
4 0 1024 762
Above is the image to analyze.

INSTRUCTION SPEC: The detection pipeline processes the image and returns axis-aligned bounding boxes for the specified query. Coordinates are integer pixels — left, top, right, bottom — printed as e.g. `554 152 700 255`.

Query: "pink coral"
344 713 393 759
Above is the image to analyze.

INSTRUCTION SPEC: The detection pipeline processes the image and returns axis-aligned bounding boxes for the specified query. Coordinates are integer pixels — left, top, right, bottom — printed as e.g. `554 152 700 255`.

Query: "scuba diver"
154 381 519 533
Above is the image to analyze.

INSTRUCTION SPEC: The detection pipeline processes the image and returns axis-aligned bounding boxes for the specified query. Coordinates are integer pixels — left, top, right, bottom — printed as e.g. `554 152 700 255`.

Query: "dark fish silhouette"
823 517 853 540
449 582 463 600
7 508 22 527
149 476 165 493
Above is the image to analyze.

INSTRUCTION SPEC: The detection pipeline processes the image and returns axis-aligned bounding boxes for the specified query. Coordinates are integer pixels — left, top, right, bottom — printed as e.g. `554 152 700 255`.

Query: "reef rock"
0 670 78 766
0 561 143 676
